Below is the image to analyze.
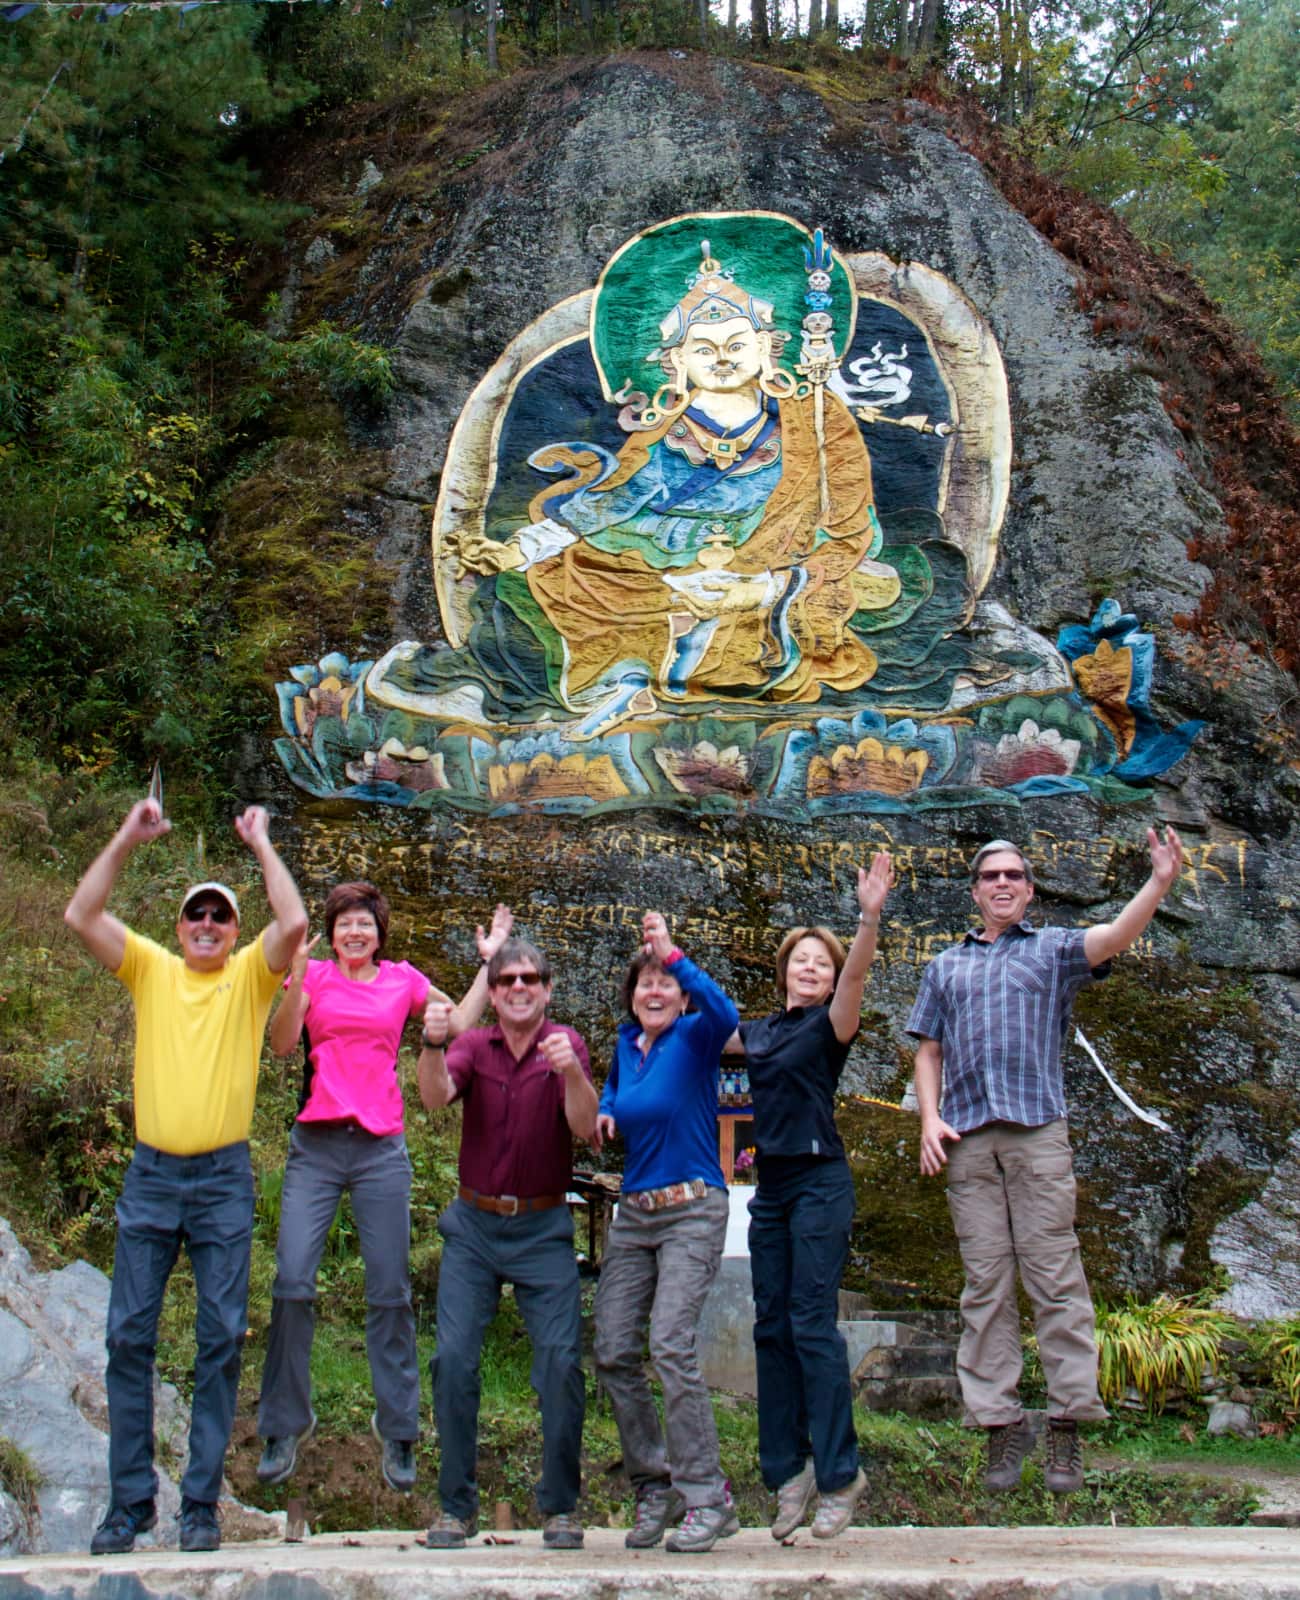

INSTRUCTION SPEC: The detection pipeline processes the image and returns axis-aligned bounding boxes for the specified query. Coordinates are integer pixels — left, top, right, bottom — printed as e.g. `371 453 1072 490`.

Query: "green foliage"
1033 0 1300 415
1096 1292 1236 1413
0 1437 44 1517
1256 1317 1300 1410
0 16 395 791
1099 1411 1300 1469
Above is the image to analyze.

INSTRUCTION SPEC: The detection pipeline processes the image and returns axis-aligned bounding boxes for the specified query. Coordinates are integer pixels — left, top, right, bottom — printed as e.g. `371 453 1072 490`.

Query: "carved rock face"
265 56 1299 1307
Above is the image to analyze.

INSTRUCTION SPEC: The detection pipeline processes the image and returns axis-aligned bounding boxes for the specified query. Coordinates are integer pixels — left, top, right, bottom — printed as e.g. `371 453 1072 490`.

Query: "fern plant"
1095 1293 1236 1414
1258 1317 1300 1409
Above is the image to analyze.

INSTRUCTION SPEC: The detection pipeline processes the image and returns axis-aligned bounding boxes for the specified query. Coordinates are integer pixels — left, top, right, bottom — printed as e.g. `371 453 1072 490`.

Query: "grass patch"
0 1436 43 1518
1098 1414 1300 1472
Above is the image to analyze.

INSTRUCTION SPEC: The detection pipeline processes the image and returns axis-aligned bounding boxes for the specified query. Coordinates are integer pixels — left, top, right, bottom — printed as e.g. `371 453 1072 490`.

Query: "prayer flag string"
0 55 69 161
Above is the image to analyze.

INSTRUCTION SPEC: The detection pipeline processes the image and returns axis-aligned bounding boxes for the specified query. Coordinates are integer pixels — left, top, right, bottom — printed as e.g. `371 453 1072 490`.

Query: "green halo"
590 211 858 402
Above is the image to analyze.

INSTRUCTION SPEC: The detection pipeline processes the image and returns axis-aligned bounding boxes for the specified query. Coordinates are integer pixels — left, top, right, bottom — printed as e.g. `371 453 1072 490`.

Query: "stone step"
839 1320 926 1363
855 1372 965 1417
7 1525 1300 1596
837 1294 960 1341
851 1339 958 1380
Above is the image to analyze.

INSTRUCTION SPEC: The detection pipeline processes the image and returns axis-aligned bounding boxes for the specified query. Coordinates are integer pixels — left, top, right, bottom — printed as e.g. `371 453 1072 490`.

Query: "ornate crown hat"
654 241 775 352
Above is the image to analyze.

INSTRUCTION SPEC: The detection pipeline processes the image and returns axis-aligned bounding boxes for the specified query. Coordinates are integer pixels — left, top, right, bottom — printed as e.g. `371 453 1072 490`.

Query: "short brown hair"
774 926 846 998
487 937 551 987
620 952 685 1018
323 881 390 956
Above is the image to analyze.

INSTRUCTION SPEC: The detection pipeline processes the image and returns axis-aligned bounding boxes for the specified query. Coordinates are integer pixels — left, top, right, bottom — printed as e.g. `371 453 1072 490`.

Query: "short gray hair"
486 937 551 986
969 839 1034 884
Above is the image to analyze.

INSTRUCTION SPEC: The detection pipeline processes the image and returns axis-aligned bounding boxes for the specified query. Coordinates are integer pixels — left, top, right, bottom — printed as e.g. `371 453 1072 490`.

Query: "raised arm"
1083 826 1184 968
268 934 320 1057
645 910 740 1039
444 904 514 1036
828 851 894 1044
64 798 170 971
234 806 308 973
914 1037 960 1176
417 997 458 1110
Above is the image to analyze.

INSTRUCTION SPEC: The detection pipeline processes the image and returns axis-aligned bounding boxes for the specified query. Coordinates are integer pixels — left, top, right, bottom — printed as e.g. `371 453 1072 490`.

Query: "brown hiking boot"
426 1509 477 1549
983 1418 1035 1492
1044 1418 1084 1493
542 1511 584 1549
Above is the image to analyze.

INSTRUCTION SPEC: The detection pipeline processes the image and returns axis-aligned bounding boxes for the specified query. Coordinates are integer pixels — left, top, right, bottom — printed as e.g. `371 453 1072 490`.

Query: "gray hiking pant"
593 1185 729 1507
258 1122 418 1442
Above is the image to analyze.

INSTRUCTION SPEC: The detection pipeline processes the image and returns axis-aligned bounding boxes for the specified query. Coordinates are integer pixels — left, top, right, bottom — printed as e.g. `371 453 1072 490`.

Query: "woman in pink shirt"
254 881 509 1495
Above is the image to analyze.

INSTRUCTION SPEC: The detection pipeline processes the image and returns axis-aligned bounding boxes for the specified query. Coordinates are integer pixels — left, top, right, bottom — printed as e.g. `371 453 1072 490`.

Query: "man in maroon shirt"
418 936 598 1550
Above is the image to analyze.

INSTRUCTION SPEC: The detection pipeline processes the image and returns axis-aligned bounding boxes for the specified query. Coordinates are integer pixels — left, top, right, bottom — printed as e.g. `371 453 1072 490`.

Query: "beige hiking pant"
946 1119 1107 1427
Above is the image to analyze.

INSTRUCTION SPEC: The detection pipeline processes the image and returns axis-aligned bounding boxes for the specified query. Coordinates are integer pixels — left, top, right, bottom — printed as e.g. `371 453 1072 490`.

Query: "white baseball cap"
178 881 241 923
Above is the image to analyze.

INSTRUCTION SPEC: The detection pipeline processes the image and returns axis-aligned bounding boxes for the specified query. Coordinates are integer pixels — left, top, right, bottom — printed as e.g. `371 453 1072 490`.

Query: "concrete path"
4 1526 1300 1599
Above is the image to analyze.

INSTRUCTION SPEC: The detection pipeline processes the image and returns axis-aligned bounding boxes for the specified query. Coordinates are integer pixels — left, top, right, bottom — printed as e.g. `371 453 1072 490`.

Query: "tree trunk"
809 0 823 38
895 0 911 55
751 0 769 48
995 0 1015 120
825 0 838 40
916 0 940 58
727 0 737 35
697 0 709 46
487 0 498 71
578 0 594 43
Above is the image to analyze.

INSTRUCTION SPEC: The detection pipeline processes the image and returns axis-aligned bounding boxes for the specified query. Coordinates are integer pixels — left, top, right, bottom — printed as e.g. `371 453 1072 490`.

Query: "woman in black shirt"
730 851 893 1541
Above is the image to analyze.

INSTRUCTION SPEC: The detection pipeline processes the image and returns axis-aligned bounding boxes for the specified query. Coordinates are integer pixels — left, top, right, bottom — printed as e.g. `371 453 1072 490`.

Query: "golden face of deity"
670 316 769 395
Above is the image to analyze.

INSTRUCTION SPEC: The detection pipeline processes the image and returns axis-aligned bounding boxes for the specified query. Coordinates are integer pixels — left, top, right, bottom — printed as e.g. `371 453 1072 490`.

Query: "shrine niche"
274 212 1201 815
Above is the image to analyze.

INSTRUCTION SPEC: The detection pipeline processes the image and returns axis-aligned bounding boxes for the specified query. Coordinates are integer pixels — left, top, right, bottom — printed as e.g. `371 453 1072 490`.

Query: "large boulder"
249 53 1300 1306
0 1219 275 1555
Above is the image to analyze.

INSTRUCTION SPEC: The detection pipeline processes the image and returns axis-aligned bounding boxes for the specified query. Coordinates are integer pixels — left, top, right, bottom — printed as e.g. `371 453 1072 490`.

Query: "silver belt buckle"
500 1194 520 1216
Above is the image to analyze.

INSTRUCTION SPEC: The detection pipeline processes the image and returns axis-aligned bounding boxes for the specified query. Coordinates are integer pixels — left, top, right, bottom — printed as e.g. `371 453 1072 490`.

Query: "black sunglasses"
183 902 234 924
978 868 1027 883
492 971 544 988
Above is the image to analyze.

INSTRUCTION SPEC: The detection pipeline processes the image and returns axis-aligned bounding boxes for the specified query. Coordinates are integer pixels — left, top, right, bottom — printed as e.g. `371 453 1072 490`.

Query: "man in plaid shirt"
909 829 1183 1494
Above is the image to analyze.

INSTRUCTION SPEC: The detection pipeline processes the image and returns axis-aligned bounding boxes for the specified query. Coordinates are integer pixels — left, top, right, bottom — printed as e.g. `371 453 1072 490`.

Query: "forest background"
2 0 1300 1531
3 0 1298 793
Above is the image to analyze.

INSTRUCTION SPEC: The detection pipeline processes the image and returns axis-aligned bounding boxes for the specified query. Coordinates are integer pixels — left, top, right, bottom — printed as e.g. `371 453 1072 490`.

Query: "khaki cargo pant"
946 1119 1107 1426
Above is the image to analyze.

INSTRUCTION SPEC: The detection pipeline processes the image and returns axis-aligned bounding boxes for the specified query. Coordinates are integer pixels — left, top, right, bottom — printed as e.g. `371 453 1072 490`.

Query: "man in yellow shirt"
65 797 307 1555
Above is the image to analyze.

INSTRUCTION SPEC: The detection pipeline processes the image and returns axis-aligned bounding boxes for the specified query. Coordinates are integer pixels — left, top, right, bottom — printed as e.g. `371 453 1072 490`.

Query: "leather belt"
622 1178 710 1213
458 1185 566 1217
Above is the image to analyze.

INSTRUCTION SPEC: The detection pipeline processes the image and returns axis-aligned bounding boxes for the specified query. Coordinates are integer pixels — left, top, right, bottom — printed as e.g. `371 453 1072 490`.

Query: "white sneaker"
810 1466 866 1539
770 1457 816 1540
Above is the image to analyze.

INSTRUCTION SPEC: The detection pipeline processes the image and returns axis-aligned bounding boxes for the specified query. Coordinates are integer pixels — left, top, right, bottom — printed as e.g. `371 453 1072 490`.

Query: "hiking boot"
426 1509 477 1549
542 1511 584 1549
665 1496 740 1553
256 1411 317 1485
90 1501 156 1555
370 1412 417 1493
810 1466 866 1539
983 1418 1035 1492
1044 1417 1084 1493
179 1500 221 1553
770 1457 816 1540
624 1484 684 1548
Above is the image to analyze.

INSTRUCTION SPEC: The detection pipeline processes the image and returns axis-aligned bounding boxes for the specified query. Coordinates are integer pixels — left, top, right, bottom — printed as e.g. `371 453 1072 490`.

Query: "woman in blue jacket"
594 911 739 1555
